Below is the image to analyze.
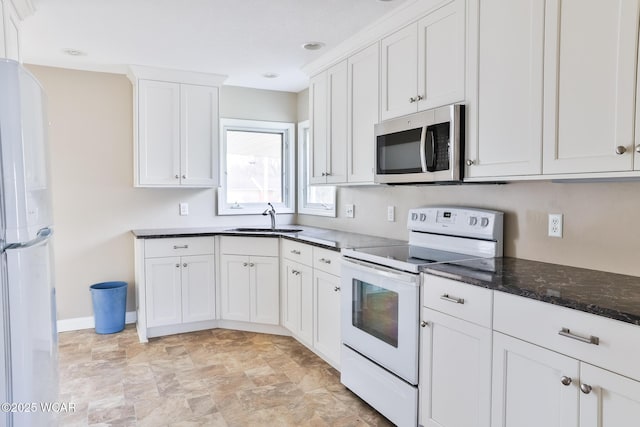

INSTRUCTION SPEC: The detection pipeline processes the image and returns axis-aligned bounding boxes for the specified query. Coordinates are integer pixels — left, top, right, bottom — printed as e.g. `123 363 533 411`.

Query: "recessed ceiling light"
302 42 325 51
62 48 87 56
262 72 279 79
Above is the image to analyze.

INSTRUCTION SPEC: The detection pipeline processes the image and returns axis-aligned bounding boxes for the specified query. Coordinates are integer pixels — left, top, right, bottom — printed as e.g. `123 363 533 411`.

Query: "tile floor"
57 325 393 426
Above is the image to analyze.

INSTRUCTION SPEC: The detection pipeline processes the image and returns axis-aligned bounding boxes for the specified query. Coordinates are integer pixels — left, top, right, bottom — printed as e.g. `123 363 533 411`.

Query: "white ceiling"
21 0 407 92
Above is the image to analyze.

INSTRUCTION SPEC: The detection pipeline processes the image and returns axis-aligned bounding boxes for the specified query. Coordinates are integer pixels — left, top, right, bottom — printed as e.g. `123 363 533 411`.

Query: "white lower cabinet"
280 240 341 369
136 236 215 340
491 332 580 427
281 259 313 345
219 237 280 326
313 269 341 367
420 308 492 427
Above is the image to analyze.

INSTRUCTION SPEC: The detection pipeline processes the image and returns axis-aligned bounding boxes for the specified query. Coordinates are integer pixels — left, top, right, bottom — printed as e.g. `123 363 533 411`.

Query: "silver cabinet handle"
580 384 592 394
183 263 187 267
558 328 599 345
325 172 331 176
334 286 340 292
636 145 640 153
243 262 248 267
175 263 180 268
409 97 417 103
420 321 429 327
319 258 331 264
173 245 189 249
249 262 255 267
561 376 572 386
440 294 465 304
616 145 627 155
291 269 299 275
321 172 326 176
175 174 180 179
290 250 301 255
182 174 186 179
466 159 475 166
416 94 424 101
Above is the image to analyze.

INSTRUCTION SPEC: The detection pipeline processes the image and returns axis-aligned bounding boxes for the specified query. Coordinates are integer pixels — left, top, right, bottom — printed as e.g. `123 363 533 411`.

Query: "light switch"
179 203 189 216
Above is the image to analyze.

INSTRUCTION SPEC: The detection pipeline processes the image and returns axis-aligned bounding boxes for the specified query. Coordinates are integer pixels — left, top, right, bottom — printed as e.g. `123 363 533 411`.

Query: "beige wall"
297 182 640 276
27 65 299 320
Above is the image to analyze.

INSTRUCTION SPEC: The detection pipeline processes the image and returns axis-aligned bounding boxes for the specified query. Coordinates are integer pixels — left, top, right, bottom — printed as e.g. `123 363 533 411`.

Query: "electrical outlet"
179 202 189 216
345 204 355 218
387 206 395 222
548 213 563 238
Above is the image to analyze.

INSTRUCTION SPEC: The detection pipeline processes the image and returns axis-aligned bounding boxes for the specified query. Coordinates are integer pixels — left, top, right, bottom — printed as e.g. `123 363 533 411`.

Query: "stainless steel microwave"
374 104 464 184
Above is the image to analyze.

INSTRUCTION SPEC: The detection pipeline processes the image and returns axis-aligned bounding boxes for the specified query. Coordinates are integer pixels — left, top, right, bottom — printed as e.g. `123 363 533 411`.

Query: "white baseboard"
57 311 137 333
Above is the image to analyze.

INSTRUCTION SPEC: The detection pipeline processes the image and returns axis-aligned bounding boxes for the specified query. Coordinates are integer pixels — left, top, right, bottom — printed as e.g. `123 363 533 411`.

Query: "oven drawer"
281 239 312 266
313 247 341 276
494 292 640 381
422 274 493 328
144 236 214 258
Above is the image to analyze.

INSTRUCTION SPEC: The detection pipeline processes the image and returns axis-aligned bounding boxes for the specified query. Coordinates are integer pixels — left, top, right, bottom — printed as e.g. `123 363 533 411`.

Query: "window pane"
308 186 335 205
226 130 283 204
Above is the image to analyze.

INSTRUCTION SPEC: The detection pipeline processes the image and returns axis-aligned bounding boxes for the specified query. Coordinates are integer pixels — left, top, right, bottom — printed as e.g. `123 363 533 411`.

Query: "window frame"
297 120 336 217
217 118 295 216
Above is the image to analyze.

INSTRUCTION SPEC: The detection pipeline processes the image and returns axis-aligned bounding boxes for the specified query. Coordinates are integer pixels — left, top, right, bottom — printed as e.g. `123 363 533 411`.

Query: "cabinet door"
250 256 280 325
580 363 640 427
347 43 378 184
313 270 341 367
466 0 544 178
543 0 639 174
326 60 348 184
281 260 300 334
491 332 579 427
220 254 251 322
309 72 328 184
420 308 491 427
138 80 181 186
417 0 465 111
145 257 182 327
381 24 418 120
181 254 215 323
180 84 219 187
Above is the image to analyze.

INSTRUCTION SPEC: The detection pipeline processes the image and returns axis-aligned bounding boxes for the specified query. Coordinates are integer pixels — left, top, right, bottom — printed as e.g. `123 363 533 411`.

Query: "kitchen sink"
228 227 303 233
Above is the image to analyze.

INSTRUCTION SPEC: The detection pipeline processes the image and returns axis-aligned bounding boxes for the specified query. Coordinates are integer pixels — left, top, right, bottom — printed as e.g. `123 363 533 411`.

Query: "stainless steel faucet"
262 202 276 230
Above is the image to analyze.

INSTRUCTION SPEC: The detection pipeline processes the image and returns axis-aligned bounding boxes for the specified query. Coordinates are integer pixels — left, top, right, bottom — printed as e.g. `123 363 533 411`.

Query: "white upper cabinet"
381 0 465 121
543 0 640 175
381 24 419 120
309 61 348 184
347 43 379 184
128 66 225 188
466 0 545 178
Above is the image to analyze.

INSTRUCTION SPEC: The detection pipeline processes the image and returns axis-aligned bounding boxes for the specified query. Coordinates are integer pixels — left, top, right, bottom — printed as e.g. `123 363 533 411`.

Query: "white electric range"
340 206 504 427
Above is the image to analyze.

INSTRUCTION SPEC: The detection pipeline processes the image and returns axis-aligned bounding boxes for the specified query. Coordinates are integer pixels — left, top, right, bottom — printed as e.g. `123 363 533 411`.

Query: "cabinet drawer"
220 236 278 256
422 275 493 328
312 247 341 276
282 239 313 266
145 237 214 258
494 292 640 381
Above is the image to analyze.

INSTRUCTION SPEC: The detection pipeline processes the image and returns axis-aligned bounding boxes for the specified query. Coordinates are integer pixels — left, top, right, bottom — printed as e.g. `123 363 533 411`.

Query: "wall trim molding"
57 311 137 333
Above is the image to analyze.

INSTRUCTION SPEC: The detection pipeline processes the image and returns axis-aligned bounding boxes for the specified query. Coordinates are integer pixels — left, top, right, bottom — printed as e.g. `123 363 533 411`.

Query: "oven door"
341 258 420 384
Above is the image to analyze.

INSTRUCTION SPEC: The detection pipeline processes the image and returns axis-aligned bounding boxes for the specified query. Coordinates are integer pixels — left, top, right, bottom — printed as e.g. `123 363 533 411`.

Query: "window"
218 118 295 215
297 121 336 216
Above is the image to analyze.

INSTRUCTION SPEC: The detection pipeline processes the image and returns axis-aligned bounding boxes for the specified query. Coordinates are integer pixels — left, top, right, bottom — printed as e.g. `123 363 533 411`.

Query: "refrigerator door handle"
6 227 53 249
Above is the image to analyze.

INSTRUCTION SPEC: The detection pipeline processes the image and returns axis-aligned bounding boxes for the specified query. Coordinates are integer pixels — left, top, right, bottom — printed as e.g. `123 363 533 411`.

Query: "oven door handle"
341 258 419 284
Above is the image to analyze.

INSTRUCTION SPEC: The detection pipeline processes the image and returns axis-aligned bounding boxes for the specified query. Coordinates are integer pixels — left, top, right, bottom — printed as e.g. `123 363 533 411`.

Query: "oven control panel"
407 206 503 241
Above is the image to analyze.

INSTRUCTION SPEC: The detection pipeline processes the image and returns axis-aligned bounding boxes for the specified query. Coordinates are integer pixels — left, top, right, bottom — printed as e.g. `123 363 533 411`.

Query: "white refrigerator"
0 59 58 427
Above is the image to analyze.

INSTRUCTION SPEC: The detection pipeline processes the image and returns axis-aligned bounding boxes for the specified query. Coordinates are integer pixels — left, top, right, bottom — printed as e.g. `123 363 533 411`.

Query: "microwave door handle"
420 126 428 172
425 128 436 172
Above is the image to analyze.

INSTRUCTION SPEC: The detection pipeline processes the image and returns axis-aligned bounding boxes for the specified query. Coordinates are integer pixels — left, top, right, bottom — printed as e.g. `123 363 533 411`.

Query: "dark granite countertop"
130 225 406 251
132 226 640 326
423 257 640 326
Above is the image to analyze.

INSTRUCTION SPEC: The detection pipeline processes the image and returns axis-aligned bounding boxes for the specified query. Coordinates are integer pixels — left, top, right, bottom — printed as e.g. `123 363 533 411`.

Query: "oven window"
352 279 399 348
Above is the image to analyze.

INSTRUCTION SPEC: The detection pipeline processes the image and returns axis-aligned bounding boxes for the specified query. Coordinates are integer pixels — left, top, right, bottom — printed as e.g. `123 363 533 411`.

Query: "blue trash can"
89 281 127 334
